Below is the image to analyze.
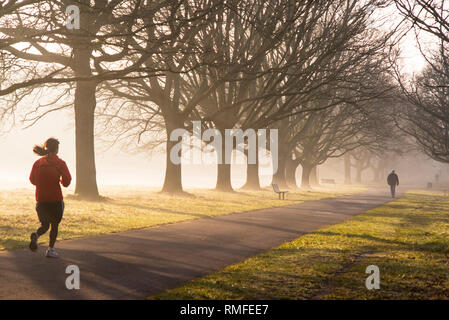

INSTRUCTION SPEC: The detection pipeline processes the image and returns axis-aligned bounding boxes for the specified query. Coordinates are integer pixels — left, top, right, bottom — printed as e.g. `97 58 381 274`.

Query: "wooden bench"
272 183 288 200
321 179 336 184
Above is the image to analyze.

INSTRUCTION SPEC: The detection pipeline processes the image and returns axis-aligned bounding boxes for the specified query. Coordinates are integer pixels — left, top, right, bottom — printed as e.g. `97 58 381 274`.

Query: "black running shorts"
36 201 65 225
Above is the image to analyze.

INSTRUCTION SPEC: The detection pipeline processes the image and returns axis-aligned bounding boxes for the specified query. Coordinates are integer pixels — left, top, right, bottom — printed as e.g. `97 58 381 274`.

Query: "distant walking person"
29 138 71 258
387 170 399 198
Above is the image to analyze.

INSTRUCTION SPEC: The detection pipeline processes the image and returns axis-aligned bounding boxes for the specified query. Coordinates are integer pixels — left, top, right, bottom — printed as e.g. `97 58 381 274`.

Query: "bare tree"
394 0 449 163
85 0 395 193
0 0 220 197
209 0 397 190
99 0 358 192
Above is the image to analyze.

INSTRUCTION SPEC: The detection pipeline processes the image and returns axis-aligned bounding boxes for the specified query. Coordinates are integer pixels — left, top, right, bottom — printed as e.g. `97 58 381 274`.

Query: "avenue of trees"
0 0 447 198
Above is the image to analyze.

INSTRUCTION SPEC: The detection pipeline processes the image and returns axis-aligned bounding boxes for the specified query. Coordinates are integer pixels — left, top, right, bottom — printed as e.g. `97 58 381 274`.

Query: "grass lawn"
152 190 449 300
0 185 363 250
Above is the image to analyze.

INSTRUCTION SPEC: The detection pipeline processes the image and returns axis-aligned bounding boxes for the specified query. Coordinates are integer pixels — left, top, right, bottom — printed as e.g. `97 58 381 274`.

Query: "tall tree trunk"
355 163 362 184
162 117 184 193
373 166 381 183
242 162 260 190
162 138 184 193
272 152 287 189
376 161 386 183
216 163 233 191
344 153 351 184
216 138 233 192
310 165 319 186
285 158 298 188
301 163 312 189
242 148 260 190
73 47 99 199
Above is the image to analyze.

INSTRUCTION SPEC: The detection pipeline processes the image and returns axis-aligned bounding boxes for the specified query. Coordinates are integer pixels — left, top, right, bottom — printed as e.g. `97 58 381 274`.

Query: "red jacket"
29 154 72 202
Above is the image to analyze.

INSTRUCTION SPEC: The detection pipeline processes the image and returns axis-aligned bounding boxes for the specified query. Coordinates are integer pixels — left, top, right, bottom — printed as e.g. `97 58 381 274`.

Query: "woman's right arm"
29 162 38 185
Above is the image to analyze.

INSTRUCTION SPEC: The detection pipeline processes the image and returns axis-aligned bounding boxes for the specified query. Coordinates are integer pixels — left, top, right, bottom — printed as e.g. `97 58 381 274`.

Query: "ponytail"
33 137 59 156
33 145 49 156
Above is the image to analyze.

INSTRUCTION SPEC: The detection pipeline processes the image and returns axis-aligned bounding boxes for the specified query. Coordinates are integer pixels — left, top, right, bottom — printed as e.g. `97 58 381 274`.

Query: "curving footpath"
0 188 400 299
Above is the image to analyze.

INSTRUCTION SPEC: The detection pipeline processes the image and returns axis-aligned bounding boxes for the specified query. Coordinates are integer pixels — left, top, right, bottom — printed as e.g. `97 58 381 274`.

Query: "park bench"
321 179 336 184
272 183 288 200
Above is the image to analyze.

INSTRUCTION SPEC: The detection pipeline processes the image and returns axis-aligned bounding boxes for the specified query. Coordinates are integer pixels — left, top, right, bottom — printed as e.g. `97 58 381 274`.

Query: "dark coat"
387 173 399 186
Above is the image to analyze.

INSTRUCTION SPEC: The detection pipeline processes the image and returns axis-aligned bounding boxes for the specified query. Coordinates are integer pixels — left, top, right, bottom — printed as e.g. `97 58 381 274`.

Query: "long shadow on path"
0 189 397 299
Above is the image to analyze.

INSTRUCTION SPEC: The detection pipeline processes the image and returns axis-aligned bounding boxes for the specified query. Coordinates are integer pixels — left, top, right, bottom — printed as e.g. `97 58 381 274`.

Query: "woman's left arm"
59 161 72 187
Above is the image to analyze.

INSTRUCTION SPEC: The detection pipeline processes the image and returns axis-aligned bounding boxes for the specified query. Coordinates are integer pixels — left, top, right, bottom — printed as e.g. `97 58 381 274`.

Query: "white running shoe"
45 248 59 258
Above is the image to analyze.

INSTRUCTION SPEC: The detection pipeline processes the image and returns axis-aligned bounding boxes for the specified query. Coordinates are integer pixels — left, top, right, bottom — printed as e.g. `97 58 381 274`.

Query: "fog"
317 156 447 187
0 6 437 192
1 104 445 191
0 41 434 192
0 111 162 189
0 111 272 190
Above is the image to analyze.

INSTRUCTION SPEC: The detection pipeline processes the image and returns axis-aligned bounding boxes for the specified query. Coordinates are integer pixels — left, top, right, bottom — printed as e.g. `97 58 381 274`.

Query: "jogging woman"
29 138 72 258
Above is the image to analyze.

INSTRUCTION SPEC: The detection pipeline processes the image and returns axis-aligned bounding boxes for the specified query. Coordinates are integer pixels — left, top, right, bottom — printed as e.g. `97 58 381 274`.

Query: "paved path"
0 189 399 299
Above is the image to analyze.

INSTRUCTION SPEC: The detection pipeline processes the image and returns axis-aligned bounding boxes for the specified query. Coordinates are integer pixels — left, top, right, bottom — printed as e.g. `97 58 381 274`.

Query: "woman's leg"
36 222 50 236
49 223 59 248
49 201 64 248
30 220 49 252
